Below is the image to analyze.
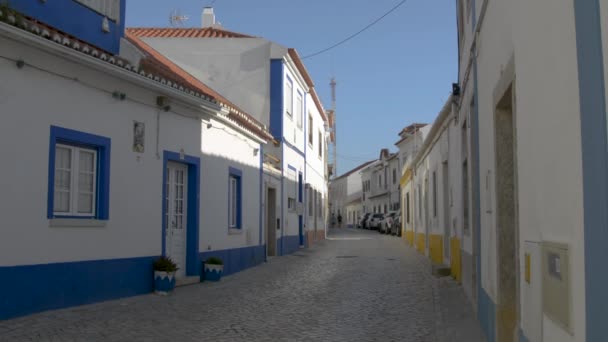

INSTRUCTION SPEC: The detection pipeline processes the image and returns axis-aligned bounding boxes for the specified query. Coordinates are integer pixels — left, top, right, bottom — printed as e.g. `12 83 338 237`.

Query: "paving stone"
0 228 485 342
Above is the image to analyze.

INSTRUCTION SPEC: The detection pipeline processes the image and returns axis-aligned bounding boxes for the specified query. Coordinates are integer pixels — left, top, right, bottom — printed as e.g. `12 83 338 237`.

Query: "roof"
128 29 327 123
0 10 272 141
333 160 375 181
394 123 427 146
126 32 273 141
126 27 255 39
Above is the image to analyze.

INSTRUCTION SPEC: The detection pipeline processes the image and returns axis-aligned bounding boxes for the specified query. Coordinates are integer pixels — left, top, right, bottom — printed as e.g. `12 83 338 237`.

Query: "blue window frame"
228 167 242 229
47 126 111 220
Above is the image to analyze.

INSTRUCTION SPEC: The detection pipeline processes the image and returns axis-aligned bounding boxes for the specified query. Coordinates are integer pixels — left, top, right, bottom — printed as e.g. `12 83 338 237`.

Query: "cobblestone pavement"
0 228 485 342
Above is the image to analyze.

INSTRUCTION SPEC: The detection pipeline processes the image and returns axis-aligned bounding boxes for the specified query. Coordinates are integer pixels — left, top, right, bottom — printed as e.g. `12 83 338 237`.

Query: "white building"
360 149 400 215
127 8 329 256
0 1 273 320
451 0 608 340
328 160 374 227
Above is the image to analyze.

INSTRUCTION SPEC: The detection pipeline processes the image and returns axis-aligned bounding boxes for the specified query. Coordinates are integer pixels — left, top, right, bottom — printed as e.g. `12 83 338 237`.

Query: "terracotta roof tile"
127 27 255 39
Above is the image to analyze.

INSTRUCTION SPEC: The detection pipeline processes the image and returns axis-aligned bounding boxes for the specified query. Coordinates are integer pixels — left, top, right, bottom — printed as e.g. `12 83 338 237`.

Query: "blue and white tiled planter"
203 264 223 282
153 271 176 295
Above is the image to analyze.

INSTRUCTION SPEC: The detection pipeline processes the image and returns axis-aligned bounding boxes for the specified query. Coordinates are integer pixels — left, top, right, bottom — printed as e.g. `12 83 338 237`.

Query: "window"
308 186 313 216
53 144 97 216
228 167 242 228
74 0 121 21
418 185 422 219
432 171 437 217
378 175 382 187
296 93 303 129
317 192 323 218
318 130 323 158
288 197 296 211
48 126 111 220
392 168 397 185
285 79 293 118
384 167 388 189
383 204 387 213
406 192 410 224
308 114 313 145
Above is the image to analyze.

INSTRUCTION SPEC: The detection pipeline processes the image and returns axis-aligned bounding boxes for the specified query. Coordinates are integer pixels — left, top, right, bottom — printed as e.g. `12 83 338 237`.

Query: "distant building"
328 160 374 227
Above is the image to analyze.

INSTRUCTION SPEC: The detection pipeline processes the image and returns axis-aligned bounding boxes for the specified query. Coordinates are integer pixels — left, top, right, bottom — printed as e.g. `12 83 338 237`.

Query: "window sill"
49 218 107 228
228 228 243 235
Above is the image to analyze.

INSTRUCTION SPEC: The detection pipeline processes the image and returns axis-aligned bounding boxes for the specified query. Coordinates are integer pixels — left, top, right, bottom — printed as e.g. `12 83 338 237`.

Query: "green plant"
205 257 223 265
153 256 178 272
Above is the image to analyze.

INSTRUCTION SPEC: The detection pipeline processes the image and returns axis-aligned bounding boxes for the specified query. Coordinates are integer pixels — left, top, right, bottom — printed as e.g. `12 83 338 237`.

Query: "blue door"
298 172 304 246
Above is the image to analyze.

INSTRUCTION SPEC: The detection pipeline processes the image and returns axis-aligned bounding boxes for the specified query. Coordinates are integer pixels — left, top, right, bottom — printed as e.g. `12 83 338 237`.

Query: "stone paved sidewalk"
0 228 485 342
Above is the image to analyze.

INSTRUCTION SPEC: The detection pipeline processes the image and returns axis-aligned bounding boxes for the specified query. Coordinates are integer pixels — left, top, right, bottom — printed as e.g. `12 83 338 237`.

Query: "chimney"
202 7 215 28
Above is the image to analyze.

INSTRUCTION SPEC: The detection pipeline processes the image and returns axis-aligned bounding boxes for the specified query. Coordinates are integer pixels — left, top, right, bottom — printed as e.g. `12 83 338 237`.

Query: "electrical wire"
302 0 409 60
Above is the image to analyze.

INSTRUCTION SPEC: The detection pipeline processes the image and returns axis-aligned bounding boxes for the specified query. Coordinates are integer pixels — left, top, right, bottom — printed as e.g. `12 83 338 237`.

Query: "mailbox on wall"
542 241 571 334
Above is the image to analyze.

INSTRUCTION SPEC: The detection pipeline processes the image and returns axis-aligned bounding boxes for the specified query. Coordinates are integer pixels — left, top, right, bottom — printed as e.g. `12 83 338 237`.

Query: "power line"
302 0 409 60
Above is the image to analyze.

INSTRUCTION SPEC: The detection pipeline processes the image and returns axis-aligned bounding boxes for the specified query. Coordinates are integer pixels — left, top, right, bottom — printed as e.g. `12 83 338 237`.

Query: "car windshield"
373 214 383 218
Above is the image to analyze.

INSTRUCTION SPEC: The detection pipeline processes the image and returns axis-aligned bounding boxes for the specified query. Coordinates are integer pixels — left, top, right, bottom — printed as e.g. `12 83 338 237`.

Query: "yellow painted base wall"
405 230 414 246
416 233 426 254
429 234 443 264
450 237 462 282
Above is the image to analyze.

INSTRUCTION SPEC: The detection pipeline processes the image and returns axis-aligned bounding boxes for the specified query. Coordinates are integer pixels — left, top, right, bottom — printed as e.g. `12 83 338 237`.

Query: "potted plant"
202 257 224 282
153 256 178 295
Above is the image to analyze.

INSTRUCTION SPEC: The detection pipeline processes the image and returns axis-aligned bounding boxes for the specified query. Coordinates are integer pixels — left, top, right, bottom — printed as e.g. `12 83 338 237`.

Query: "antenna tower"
330 77 337 178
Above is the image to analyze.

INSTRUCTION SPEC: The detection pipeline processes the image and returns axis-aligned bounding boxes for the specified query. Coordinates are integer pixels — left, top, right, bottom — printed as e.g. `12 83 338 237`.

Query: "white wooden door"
165 162 188 278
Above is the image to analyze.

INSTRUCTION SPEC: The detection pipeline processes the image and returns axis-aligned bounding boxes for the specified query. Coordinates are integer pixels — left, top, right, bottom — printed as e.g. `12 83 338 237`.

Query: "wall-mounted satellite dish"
169 9 189 27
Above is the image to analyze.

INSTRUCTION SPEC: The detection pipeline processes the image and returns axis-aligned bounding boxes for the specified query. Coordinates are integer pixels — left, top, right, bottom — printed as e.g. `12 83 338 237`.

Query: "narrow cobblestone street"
0 229 485 342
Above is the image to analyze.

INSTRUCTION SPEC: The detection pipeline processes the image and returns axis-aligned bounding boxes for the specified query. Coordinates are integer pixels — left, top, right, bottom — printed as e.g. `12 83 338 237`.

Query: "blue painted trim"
0 256 156 320
478 287 496 342
270 60 284 140
287 164 298 173
48 125 111 220
281 145 285 256
259 144 264 247
200 245 265 276
471 56 483 321
471 0 477 33
298 172 304 246
303 92 308 229
228 166 243 229
162 151 201 277
518 329 530 342
283 138 306 158
8 0 125 55
573 0 608 340
279 235 301 255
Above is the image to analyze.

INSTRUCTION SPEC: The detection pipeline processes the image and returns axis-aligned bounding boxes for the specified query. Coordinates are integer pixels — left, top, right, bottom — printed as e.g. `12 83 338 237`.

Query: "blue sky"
126 0 458 175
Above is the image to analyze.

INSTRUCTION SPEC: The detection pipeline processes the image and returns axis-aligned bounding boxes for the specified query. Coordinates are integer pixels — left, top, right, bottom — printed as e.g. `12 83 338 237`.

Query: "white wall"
200 119 261 251
0 35 262 267
140 37 273 125
282 63 307 153
283 144 305 237
512 1 586 340
0 36 192 265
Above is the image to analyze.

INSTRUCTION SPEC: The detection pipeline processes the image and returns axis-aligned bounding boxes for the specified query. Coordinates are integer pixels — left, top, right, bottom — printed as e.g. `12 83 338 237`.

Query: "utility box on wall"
542 241 571 334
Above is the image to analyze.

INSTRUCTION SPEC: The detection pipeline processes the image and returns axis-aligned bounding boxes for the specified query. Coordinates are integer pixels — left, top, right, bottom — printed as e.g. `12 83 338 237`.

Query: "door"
165 162 188 278
298 172 304 246
266 187 277 256
443 162 450 260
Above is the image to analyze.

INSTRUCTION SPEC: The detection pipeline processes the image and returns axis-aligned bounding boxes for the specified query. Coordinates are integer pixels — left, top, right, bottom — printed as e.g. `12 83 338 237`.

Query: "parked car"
380 211 397 234
364 214 373 229
359 213 370 229
369 213 384 230
390 211 402 236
